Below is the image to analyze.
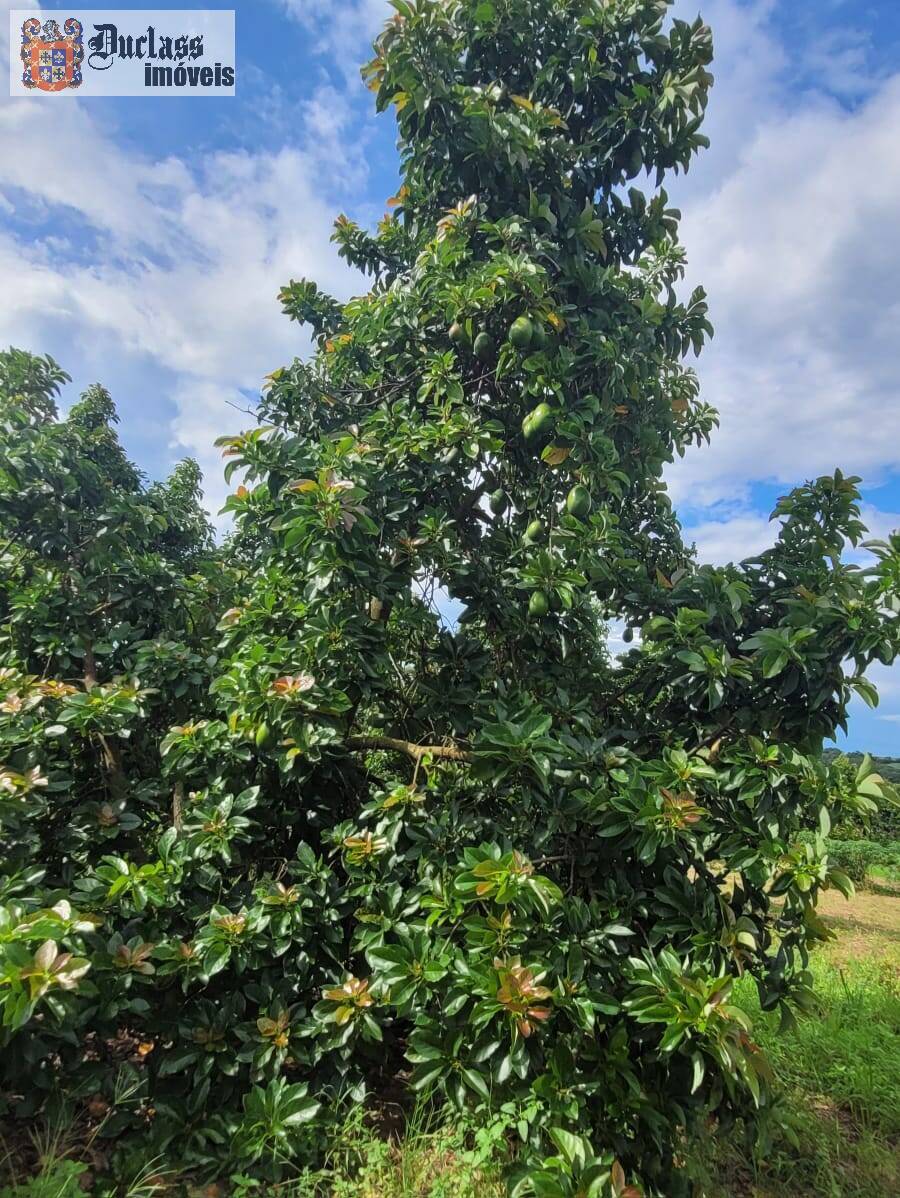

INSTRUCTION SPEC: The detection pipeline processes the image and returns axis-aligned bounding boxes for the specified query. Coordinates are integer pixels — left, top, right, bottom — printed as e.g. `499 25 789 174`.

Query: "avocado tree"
2 1 899 1192
192 0 898 1184
0 349 223 1077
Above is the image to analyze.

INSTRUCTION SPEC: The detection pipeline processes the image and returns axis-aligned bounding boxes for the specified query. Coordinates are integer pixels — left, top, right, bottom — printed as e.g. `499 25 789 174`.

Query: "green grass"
285 1107 508 1198
868 862 900 886
690 948 900 1197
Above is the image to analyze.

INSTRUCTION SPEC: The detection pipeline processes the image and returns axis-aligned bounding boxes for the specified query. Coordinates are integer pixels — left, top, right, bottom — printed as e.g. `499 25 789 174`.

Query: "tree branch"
83 642 98 690
689 713 737 756
344 735 471 762
172 781 185 830
84 639 128 799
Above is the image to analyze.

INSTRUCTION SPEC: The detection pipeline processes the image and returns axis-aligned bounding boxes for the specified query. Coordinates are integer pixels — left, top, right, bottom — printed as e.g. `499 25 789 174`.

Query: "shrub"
822 838 900 885
799 831 900 884
825 753 900 842
2 2 899 1194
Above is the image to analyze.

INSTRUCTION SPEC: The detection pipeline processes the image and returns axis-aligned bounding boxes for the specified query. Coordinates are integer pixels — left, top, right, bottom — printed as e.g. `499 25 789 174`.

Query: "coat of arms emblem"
20 17 84 92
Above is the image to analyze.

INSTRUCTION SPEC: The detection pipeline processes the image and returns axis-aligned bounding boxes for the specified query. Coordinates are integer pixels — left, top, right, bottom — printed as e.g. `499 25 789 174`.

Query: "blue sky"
1 0 899 753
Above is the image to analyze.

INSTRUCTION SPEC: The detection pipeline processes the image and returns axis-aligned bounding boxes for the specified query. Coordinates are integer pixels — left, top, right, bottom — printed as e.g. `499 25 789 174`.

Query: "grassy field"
3 889 897 1198
691 887 900 1198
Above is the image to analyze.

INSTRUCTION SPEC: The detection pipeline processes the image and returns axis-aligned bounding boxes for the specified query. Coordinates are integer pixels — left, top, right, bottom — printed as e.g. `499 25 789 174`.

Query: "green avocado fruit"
489 489 509 516
522 402 554 442
473 331 495 362
524 519 545 544
509 315 534 349
565 484 592 520
528 590 550 619
448 321 467 347
255 722 274 750
531 323 550 351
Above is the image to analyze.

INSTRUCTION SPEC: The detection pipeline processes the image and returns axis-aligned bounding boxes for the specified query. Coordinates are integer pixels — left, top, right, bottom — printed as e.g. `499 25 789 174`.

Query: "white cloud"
854 661 899 706
683 501 900 567
0 0 367 520
168 377 255 519
664 4 900 510
669 0 785 195
683 511 776 565
275 0 389 68
799 25 883 100
858 504 900 548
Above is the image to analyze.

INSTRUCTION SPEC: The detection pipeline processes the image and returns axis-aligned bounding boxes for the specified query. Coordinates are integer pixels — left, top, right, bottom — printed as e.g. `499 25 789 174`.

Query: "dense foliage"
2 2 899 1193
823 751 900 841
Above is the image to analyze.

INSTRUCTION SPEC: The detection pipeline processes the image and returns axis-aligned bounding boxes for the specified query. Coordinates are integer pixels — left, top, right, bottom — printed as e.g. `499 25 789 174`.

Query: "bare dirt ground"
815 887 900 965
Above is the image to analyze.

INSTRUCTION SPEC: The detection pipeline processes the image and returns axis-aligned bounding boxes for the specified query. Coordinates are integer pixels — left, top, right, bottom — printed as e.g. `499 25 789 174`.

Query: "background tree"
0 347 223 1071
1 2 898 1193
